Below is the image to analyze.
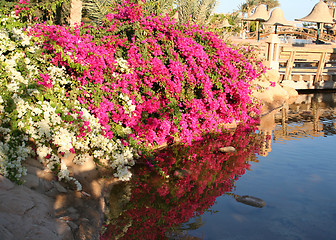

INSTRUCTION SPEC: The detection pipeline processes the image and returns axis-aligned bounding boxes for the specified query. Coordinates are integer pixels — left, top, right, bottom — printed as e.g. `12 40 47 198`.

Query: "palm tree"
239 0 259 18
176 0 217 25
143 0 174 16
259 0 279 11
70 0 83 26
239 0 279 18
81 0 114 24
238 0 279 33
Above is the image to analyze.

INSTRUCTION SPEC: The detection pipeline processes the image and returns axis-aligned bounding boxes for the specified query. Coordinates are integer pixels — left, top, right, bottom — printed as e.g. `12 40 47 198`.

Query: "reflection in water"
258 93 336 155
273 93 336 141
102 93 336 240
101 125 260 240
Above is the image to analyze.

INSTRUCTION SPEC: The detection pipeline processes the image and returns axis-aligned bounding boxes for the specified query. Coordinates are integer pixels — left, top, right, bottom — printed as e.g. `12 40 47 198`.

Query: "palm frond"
83 0 113 23
143 0 174 15
195 0 217 24
176 0 217 25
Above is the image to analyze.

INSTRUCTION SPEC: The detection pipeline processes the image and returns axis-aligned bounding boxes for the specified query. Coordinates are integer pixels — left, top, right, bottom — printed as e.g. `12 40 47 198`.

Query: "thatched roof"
296 0 334 24
243 5 269 22
264 8 291 26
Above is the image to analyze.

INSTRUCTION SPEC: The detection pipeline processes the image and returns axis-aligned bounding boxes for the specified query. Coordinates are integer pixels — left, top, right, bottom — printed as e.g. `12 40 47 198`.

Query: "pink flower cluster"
101 125 260 239
29 1 265 148
15 0 30 16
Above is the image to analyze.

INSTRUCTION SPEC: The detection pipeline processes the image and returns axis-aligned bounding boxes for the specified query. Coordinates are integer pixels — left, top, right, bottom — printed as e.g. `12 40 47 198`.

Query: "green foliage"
0 0 16 15
176 0 217 25
13 0 70 25
209 13 242 35
142 0 174 16
83 0 114 24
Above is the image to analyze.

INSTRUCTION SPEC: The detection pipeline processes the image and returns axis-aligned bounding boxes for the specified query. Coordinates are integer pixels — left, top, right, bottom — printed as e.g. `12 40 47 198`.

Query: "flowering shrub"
101 125 260 239
31 1 264 143
0 0 265 188
0 13 137 187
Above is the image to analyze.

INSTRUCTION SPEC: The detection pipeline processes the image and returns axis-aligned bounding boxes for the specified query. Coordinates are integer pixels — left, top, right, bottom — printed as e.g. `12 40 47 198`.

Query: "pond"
102 93 336 240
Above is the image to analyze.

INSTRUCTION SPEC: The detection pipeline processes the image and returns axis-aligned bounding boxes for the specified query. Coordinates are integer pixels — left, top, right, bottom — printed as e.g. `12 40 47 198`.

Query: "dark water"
102 93 336 240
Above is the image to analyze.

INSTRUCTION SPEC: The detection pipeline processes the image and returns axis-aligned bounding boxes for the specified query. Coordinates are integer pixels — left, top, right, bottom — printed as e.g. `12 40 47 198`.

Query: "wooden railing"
278 46 336 83
247 27 336 43
232 36 336 88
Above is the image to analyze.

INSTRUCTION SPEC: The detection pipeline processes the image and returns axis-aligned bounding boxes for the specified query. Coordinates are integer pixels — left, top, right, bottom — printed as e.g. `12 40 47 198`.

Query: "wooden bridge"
247 26 336 43
278 45 336 89
234 36 336 90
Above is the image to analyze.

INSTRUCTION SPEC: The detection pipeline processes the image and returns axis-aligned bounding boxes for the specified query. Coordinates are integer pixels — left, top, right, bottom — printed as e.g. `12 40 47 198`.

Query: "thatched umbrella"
222 18 232 28
264 8 292 34
296 0 335 43
244 4 269 40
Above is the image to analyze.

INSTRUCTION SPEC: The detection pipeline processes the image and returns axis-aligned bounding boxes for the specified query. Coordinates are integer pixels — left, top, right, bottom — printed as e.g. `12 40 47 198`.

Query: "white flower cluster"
0 133 30 181
116 58 131 74
0 14 138 188
48 65 70 86
0 96 4 114
72 107 136 181
12 27 31 47
119 93 136 115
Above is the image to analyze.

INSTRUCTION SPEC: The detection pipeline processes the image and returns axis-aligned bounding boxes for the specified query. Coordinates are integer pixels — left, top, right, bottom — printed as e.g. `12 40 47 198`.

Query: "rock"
35 169 55 181
53 181 68 193
0 176 15 190
235 195 266 208
23 225 60 240
261 69 281 84
282 85 299 99
45 188 60 198
67 207 78 214
55 219 74 240
39 179 54 192
76 221 100 240
0 225 14 240
219 146 236 153
22 173 40 189
24 157 45 169
25 165 43 175
67 221 79 231
0 190 35 215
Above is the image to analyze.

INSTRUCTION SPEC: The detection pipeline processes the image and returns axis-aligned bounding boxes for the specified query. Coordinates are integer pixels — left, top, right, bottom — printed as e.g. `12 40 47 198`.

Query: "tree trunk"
70 0 82 27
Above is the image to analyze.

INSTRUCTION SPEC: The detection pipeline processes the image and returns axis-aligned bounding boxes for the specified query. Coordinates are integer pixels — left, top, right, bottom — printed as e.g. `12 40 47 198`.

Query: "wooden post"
281 105 288 136
265 34 281 71
284 51 296 80
315 52 327 84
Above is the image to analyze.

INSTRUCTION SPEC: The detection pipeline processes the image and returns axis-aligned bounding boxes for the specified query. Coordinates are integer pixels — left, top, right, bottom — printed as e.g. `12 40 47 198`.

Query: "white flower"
53 127 75 153
58 162 70 181
31 107 43 116
36 145 52 159
27 46 36 53
114 166 132 181
24 58 30 65
7 81 19 92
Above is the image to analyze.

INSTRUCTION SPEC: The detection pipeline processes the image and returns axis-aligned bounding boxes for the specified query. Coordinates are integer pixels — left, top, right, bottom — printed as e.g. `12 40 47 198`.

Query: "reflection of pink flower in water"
157 184 169 197
102 125 261 240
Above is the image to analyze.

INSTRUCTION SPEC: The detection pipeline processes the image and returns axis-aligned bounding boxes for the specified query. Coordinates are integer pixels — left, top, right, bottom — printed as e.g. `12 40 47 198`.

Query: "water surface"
103 93 336 240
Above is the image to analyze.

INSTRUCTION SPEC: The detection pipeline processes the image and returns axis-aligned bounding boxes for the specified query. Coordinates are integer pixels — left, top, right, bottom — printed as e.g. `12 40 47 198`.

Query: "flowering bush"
101 125 260 239
0 0 265 188
0 12 137 187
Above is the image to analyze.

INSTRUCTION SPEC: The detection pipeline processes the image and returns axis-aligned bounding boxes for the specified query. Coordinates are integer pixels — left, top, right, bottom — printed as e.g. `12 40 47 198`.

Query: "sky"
215 0 320 21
